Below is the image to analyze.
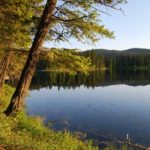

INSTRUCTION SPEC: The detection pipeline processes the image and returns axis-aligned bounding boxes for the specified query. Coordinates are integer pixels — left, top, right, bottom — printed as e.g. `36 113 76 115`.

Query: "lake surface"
26 70 150 146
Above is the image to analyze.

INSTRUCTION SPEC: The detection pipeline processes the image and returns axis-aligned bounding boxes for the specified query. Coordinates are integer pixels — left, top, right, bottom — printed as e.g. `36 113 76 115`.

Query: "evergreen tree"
5 0 126 115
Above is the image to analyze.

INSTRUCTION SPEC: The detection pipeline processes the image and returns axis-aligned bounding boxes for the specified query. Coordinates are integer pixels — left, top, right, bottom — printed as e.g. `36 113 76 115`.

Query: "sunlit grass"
0 84 98 150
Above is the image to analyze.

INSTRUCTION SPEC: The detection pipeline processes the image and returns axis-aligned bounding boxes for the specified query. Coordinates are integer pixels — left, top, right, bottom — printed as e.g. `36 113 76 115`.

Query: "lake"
26 70 150 146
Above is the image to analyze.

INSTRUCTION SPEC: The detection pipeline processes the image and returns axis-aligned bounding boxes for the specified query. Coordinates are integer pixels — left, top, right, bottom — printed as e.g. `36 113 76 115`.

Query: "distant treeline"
82 49 150 70
3 48 150 80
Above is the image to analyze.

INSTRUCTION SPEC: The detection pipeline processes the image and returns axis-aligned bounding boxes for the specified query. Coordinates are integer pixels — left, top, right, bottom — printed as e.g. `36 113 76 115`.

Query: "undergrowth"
0 84 98 150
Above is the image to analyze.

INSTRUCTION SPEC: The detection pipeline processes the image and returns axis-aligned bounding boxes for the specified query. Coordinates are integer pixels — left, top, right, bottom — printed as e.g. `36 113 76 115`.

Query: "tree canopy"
0 0 43 49
3 0 126 115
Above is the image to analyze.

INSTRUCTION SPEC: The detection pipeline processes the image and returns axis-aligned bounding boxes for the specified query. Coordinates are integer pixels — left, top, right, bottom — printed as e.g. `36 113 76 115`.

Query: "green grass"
0 84 98 150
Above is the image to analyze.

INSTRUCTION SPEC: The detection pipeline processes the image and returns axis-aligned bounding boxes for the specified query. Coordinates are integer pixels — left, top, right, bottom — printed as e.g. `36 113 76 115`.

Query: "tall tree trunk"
4 0 57 115
0 49 12 90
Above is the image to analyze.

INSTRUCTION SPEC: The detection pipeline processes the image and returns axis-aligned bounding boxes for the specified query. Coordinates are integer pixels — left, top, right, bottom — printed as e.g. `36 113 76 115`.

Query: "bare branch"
49 29 71 43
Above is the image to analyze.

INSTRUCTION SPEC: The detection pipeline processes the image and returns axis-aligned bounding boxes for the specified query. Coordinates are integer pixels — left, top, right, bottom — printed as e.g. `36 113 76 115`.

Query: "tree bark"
0 49 12 91
4 0 57 115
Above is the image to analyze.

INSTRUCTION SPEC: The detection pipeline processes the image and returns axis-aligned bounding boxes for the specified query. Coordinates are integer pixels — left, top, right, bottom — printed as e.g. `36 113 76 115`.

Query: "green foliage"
8 51 28 77
0 85 98 150
0 0 126 49
0 50 27 78
0 0 126 75
48 0 116 44
0 48 92 78
39 48 92 75
0 0 43 50
0 0 126 90
0 84 14 110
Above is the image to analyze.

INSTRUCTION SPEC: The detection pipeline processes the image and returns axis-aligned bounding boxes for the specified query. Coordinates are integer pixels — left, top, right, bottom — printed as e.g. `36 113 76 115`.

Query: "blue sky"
45 0 150 51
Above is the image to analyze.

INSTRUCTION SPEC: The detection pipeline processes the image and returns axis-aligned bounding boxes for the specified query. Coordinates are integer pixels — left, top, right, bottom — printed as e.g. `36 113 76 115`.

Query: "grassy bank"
0 84 98 150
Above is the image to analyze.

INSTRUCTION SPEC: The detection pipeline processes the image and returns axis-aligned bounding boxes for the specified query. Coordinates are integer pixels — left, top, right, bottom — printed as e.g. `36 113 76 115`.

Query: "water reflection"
31 69 150 89
26 70 150 146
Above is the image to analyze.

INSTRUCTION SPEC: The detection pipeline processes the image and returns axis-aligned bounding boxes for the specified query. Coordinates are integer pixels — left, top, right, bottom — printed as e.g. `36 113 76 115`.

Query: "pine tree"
5 0 126 115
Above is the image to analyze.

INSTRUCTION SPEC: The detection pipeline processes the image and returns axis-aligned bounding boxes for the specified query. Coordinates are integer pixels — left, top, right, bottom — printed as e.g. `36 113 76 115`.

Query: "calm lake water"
26 70 150 146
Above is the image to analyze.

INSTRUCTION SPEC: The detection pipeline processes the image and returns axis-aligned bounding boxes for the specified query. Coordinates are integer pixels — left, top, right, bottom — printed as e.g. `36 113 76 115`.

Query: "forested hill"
82 48 150 69
82 48 150 56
